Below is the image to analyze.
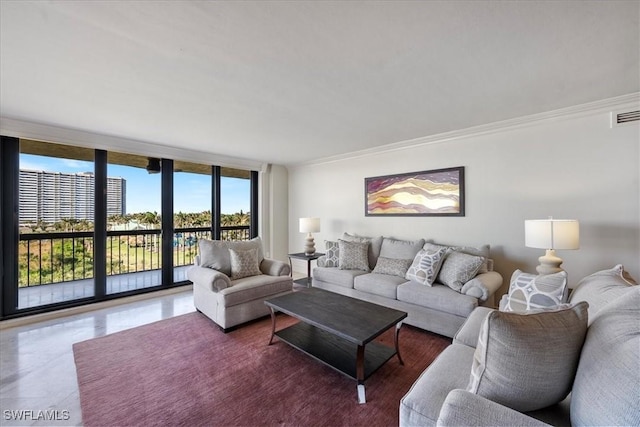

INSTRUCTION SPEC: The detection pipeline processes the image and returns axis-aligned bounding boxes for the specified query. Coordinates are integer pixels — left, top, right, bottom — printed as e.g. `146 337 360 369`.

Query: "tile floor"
0 287 196 426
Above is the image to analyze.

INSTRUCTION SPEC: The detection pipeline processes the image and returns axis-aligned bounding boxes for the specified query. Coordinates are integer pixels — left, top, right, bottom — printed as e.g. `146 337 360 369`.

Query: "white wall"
288 97 640 296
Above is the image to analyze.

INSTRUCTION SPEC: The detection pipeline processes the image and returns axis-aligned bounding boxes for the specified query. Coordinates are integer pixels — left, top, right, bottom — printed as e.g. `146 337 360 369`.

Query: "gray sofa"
187 237 293 331
312 233 503 338
400 264 640 426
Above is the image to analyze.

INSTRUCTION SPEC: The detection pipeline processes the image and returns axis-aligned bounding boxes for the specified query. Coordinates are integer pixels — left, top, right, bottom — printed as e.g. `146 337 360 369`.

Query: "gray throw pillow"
502 270 568 312
405 248 448 286
467 302 589 412
372 256 413 278
342 232 383 270
437 251 485 292
324 240 340 267
229 247 262 280
338 239 370 272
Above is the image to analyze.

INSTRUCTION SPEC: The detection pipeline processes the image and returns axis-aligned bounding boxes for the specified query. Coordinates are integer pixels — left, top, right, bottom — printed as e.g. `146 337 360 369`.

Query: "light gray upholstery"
188 239 292 331
400 265 639 427
313 235 503 338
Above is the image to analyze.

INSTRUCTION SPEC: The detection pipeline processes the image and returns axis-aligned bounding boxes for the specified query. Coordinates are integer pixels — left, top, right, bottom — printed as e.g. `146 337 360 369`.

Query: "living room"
1 1 639 426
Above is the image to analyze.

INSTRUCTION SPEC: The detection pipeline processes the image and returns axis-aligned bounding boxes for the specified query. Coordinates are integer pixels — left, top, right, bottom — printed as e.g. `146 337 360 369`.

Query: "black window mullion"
161 158 173 287
94 149 107 299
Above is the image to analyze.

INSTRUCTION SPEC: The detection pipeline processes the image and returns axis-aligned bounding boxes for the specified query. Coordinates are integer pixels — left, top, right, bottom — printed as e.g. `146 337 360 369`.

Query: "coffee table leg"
268 307 276 345
356 345 366 404
395 322 404 366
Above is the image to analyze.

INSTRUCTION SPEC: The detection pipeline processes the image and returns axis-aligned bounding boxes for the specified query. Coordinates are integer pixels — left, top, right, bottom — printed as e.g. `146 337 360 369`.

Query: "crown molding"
293 92 640 168
0 117 266 172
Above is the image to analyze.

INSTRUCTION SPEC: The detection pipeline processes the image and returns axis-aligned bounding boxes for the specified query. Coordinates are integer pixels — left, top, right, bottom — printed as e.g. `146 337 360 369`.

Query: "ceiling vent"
610 109 640 128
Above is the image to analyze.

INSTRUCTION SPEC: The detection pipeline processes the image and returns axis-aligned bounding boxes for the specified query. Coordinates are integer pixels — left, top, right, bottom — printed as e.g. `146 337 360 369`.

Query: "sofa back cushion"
571 287 640 426
467 302 589 412
569 264 638 323
379 237 425 260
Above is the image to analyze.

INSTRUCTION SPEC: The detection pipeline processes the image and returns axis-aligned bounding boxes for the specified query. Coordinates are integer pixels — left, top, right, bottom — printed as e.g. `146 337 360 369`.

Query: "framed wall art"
365 166 465 217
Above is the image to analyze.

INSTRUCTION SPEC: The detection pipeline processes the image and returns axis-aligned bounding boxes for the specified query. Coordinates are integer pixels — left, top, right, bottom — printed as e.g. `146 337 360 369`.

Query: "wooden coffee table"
264 288 407 403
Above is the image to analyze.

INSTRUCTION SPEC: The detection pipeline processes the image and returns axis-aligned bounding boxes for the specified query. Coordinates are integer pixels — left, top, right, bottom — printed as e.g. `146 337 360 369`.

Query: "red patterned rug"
73 312 449 427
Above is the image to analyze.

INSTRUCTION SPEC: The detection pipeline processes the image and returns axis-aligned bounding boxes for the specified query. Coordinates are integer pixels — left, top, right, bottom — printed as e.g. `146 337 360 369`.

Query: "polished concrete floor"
0 287 196 426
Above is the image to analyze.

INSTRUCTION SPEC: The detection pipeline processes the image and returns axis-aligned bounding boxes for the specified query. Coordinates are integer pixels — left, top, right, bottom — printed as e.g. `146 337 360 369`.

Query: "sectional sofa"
312 233 503 338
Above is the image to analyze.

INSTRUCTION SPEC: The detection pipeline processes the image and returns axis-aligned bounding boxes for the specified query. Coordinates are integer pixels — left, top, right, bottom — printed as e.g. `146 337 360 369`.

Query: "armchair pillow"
467 302 589 412
229 247 262 280
199 239 230 274
501 270 568 312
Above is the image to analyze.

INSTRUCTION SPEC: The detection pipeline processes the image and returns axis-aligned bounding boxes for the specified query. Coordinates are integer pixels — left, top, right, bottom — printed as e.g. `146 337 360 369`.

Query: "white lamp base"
304 233 316 256
536 249 564 275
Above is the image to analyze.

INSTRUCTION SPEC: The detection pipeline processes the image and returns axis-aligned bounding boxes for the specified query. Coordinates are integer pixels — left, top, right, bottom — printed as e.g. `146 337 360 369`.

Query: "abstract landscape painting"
365 167 464 216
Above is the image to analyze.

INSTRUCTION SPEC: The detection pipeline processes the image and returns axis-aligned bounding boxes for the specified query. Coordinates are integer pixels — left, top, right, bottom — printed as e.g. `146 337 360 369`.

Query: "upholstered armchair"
187 237 293 331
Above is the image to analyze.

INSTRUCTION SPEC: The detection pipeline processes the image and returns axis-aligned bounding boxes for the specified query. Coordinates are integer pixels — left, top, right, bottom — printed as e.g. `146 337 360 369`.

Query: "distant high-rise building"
19 170 126 224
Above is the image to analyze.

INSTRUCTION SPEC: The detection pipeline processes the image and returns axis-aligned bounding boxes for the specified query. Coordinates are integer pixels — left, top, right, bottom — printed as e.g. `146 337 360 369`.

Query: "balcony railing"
18 226 250 287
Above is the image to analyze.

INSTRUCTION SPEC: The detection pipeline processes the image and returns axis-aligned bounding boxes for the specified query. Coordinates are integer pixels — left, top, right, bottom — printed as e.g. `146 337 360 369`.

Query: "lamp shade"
525 219 579 250
299 217 320 233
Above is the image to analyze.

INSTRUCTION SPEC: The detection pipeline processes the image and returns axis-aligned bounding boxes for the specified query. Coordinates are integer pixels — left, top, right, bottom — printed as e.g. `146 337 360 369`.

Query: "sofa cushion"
501 270 568 312
313 267 366 289
570 287 640 426
324 240 340 267
397 281 478 317
405 247 448 286
437 251 485 292
354 273 407 299
218 274 292 307
569 264 638 322
342 232 383 270
467 302 589 412
338 239 370 271
229 247 262 280
380 237 425 260
372 256 413 278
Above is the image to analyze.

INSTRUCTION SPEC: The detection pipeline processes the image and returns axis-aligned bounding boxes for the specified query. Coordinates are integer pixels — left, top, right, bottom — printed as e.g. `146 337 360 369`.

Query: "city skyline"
20 154 250 215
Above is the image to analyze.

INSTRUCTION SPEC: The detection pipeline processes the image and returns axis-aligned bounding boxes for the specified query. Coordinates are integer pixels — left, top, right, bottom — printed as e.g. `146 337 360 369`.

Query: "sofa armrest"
453 306 494 348
260 258 291 276
437 390 551 427
461 271 503 302
187 265 231 291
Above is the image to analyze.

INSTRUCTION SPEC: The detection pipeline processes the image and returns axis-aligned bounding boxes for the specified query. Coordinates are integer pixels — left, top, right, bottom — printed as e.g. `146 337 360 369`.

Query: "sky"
20 154 250 215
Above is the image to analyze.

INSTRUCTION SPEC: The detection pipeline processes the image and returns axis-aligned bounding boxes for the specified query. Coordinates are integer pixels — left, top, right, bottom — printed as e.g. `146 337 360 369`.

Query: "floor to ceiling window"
0 137 259 320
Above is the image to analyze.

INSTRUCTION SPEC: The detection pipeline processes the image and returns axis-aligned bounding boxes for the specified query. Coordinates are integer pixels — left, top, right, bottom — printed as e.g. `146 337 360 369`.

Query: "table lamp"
525 217 579 274
299 217 320 255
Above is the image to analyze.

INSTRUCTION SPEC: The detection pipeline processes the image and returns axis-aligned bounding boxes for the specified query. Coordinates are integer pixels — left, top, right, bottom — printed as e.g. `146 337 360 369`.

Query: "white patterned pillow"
468 302 589 412
502 270 568 312
338 239 370 272
437 251 485 292
405 248 448 286
372 256 413 278
229 248 262 280
324 240 340 267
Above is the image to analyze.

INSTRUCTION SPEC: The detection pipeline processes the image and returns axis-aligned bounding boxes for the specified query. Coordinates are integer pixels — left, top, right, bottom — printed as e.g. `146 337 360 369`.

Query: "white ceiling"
1 1 638 166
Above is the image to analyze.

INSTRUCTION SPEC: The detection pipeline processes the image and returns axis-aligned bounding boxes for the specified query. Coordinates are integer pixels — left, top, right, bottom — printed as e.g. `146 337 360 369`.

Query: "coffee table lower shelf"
274 321 398 401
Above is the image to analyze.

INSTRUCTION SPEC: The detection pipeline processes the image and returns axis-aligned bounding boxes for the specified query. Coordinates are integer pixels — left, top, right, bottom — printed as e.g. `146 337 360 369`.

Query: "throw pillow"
501 270 568 312
324 240 340 267
372 256 413 278
424 242 491 273
342 232 383 270
437 251 485 292
405 248 448 286
467 302 589 412
338 239 370 272
229 248 262 280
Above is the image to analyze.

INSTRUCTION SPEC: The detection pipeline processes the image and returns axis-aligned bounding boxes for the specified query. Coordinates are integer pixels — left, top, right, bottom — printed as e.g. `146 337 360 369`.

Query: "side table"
288 252 324 288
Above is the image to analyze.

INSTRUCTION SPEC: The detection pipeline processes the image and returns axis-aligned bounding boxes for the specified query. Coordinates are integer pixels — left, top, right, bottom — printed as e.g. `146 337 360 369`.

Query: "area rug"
73 312 450 427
